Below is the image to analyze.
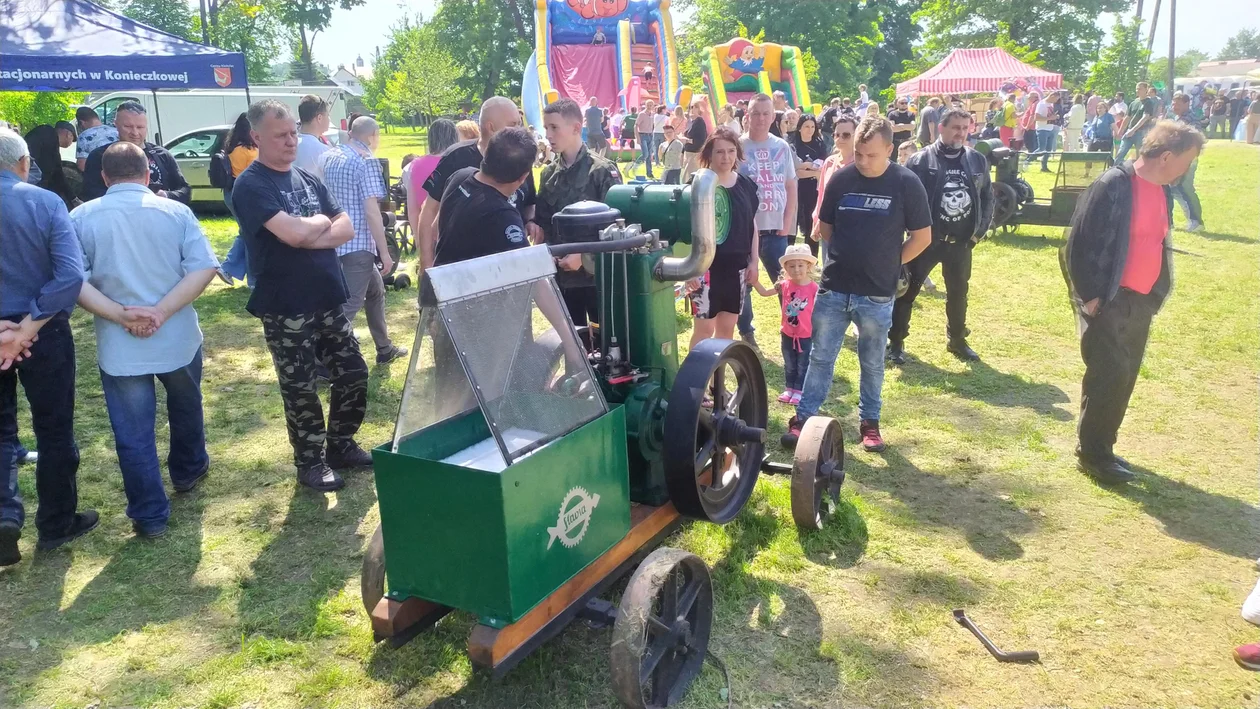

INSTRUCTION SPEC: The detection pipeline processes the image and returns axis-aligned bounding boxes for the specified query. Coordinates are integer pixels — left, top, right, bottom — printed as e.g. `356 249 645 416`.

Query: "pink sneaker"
777 390 793 403
859 419 887 452
1234 643 1260 671
789 390 802 405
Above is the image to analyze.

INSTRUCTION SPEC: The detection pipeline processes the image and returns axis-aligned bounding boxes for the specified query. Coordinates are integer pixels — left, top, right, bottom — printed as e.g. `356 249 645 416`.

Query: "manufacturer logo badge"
547 486 600 550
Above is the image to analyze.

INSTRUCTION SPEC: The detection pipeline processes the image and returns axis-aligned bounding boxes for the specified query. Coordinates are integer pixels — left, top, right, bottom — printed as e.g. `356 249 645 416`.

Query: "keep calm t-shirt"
817 163 931 297
738 134 797 232
231 162 348 317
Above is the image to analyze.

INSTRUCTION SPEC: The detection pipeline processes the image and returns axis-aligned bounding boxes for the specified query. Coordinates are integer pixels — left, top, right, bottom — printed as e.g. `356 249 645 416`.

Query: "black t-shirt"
422 139 536 217
819 107 838 135
887 109 914 133
936 151 976 239
792 137 826 207
712 174 759 269
433 168 529 267
817 163 931 297
231 162 348 317
769 111 784 138
684 118 708 153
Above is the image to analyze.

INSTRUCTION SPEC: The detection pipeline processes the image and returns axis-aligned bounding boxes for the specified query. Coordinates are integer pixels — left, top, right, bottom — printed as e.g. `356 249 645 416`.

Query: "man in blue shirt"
0 128 97 566
318 116 406 365
71 142 220 538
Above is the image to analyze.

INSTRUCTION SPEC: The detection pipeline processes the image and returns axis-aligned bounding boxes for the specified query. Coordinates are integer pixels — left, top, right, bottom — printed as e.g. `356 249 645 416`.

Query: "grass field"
1 137 1257 708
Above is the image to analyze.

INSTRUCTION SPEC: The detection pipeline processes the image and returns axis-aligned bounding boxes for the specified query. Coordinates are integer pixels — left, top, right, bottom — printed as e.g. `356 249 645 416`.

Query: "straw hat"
779 243 818 267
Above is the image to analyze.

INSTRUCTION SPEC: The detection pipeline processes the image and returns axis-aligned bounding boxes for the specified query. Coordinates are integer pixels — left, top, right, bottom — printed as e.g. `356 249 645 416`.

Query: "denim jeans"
1115 129 1147 162
635 133 657 177
1037 127 1058 169
739 232 790 336
1022 127 1038 154
0 316 80 538
1170 158 1201 224
99 348 208 530
220 188 253 285
781 334 812 391
795 290 895 422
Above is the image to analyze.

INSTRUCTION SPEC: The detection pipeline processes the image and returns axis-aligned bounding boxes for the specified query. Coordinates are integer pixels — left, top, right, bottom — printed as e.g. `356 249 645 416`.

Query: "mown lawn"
0 138 1257 708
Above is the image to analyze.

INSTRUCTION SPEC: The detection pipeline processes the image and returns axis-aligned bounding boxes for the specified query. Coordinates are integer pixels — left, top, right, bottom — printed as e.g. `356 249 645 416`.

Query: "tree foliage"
432 0 533 102
676 0 881 104
870 0 923 104
276 0 366 82
1216 28 1260 61
382 23 464 122
114 0 195 39
0 91 87 133
914 0 1128 84
1147 49 1209 82
194 1 289 83
1085 17 1150 99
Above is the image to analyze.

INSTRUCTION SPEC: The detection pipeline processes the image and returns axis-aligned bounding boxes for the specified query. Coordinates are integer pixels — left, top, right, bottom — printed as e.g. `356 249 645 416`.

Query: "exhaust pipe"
654 168 717 282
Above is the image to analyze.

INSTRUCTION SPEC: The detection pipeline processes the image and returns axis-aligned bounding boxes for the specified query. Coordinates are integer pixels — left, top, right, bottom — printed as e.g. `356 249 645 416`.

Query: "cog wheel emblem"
547 486 601 550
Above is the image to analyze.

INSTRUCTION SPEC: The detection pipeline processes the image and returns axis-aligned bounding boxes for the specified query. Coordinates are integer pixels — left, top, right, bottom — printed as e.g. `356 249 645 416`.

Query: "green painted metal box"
372 406 630 627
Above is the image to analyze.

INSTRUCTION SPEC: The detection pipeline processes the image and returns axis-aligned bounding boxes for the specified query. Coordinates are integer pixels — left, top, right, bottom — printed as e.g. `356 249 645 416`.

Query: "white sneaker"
1243 576 1260 626
1185 220 1204 233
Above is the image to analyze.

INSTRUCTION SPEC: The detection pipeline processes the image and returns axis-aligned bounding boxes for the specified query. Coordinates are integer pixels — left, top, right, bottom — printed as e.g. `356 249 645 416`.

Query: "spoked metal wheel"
791 417 846 530
992 181 1018 232
663 339 767 523
610 548 714 709
361 524 386 616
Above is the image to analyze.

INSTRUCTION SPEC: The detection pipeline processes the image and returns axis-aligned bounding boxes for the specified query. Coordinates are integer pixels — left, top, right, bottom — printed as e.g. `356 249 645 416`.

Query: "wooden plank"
371 595 452 640
468 502 680 669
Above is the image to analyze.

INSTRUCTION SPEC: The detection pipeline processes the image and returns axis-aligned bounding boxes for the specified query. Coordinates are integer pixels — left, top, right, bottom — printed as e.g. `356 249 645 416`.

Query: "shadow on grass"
799 496 869 569
1112 464 1260 561
850 446 1035 562
895 355 1073 422
1193 229 1256 245
986 229 1067 251
237 477 375 638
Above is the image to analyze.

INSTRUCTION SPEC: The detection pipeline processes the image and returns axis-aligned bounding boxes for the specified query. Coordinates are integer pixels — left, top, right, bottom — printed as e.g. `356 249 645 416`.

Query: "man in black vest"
888 107 994 364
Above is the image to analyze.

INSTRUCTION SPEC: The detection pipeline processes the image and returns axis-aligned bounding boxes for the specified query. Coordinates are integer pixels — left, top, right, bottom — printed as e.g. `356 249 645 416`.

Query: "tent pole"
151 89 164 145
243 44 253 108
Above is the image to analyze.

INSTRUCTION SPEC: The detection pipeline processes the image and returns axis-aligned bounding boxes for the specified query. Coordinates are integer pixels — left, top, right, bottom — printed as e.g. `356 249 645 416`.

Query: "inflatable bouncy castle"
701 38 817 114
521 0 686 131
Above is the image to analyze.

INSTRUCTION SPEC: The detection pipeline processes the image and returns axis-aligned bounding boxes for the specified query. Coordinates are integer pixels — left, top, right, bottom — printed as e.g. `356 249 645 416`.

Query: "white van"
88 87 351 145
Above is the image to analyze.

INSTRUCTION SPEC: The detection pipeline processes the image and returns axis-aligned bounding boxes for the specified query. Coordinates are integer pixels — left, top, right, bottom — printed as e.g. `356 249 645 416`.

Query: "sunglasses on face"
836 131 853 138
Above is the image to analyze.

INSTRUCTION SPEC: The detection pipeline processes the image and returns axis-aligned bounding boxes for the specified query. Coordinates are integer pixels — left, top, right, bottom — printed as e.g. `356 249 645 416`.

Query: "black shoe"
887 340 907 365
36 510 99 551
947 338 980 361
132 521 168 538
739 331 761 354
327 442 374 470
173 464 209 493
298 464 345 492
1077 455 1135 484
376 345 408 365
0 520 20 566
780 416 802 448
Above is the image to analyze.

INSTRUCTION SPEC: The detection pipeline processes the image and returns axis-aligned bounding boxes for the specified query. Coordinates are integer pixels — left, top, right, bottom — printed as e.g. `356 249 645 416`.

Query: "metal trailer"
980 140 1114 232
361 170 846 708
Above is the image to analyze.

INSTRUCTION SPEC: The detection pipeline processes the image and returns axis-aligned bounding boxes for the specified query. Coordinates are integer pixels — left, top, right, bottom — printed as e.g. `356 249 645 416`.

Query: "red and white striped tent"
895 47 1062 97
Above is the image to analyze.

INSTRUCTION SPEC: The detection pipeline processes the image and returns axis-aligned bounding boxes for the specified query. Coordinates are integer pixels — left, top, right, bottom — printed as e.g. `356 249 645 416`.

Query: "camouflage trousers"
260 308 369 469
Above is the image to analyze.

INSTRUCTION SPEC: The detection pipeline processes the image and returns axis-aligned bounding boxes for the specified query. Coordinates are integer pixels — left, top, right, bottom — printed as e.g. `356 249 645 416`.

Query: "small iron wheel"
992 181 1019 231
610 548 714 709
663 339 767 523
790 416 845 530
361 524 386 616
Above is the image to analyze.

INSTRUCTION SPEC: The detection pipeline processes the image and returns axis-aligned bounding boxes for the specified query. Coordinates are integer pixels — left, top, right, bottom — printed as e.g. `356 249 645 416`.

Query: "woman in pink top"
407 119 461 237
810 114 858 243
754 244 819 404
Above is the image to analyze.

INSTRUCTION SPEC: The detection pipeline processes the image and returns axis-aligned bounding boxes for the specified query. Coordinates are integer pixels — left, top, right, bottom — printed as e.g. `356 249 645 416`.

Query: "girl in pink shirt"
756 244 819 404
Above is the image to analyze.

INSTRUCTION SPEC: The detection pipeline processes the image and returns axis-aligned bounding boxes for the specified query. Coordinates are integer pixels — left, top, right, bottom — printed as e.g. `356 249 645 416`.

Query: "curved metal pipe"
654 168 716 281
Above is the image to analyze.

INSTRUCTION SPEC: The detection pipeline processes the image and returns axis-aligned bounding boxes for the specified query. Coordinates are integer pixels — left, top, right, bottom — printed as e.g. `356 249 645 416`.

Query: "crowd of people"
0 82 1216 609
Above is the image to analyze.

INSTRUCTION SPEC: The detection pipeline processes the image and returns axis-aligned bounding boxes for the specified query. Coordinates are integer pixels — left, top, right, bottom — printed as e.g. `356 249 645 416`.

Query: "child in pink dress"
756 244 819 405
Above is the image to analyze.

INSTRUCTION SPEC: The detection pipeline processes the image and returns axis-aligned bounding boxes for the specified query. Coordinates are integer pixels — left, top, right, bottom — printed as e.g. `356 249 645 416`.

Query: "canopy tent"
0 0 247 92
896 47 1061 97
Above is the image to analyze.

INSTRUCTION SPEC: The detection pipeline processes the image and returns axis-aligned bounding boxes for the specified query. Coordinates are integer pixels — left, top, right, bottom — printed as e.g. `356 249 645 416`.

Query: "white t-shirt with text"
737 134 798 232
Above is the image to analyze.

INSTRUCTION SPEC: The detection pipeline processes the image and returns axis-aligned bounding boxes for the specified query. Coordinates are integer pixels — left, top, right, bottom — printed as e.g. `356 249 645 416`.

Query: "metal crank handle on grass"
952 609 1040 663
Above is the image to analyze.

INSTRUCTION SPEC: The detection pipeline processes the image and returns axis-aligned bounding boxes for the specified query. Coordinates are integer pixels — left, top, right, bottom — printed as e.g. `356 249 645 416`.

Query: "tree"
676 0 881 104
194 1 290 83
384 24 464 122
1216 28 1260 61
432 0 531 102
914 0 1129 84
116 0 195 39
276 0 366 82
0 92 87 133
1085 17 1150 100
1147 49 1209 81
870 0 923 104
